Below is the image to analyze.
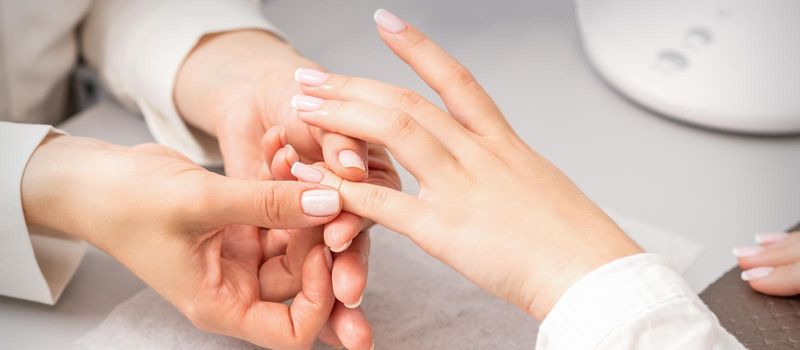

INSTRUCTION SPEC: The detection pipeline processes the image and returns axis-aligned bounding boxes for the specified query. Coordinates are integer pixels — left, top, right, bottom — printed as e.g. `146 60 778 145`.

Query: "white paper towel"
77 212 702 350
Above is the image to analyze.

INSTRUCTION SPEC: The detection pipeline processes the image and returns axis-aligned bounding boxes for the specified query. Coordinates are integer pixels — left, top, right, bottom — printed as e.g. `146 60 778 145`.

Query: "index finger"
372 9 512 136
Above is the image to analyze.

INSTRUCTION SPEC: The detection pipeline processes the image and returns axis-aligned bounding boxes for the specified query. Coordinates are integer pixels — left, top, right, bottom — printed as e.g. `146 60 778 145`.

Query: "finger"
324 212 362 252
744 261 800 297
318 322 343 348
261 126 284 167
329 303 374 350
239 245 335 349
333 230 370 307
217 120 266 179
736 234 800 270
292 163 427 241
372 9 512 136
297 69 475 150
294 98 461 187
259 226 323 301
271 144 299 181
260 228 289 260
212 178 341 228
319 130 369 182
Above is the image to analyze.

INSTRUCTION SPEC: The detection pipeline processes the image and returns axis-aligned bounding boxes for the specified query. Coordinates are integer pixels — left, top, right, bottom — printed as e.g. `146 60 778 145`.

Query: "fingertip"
330 303 374 350
324 212 363 251
332 250 368 306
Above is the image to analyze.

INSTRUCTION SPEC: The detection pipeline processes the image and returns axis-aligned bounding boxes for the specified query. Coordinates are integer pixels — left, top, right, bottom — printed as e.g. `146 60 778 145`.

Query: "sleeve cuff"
0 123 86 305
104 0 284 166
536 253 699 349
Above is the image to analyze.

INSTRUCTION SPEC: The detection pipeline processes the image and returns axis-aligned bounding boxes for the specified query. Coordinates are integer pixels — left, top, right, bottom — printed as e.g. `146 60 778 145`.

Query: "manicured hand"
734 231 800 296
22 135 341 349
288 9 642 321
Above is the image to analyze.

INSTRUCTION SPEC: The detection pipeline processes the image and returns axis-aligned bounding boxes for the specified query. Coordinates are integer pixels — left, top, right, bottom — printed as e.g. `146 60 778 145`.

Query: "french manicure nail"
291 162 324 183
732 245 764 257
755 232 789 245
290 95 324 111
301 189 340 216
338 150 366 171
344 295 363 309
324 247 333 272
741 266 774 281
373 9 407 33
331 239 352 253
294 68 330 86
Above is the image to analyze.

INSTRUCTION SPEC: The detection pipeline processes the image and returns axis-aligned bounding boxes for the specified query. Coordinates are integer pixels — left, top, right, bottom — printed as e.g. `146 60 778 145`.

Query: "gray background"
2 0 799 348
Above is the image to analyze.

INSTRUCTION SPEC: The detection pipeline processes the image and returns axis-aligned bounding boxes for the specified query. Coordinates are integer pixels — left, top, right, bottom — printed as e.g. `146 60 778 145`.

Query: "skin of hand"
173 29 378 343
21 135 342 350
256 127 400 350
287 9 644 321
734 231 800 296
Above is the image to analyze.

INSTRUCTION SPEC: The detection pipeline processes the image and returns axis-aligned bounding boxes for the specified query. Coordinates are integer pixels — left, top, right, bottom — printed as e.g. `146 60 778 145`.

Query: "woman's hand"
21 135 341 349
288 9 643 321
173 29 381 346
734 231 800 296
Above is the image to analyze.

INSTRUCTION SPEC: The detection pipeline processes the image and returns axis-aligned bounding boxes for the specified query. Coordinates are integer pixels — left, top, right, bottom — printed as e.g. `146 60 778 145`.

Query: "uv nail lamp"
573 0 800 134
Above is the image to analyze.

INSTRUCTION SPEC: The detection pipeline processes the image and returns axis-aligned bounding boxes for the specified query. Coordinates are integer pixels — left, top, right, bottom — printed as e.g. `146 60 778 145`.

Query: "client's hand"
289 9 642 321
734 231 800 296
22 135 340 349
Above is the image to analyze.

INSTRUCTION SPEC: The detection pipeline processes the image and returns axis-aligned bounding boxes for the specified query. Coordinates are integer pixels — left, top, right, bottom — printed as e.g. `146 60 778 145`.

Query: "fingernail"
741 266 774 281
291 162 324 183
373 9 407 34
732 245 764 257
324 247 333 272
301 189 340 216
330 239 352 253
755 232 789 245
344 294 363 309
294 68 330 86
338 150 366 171
291 95 324 111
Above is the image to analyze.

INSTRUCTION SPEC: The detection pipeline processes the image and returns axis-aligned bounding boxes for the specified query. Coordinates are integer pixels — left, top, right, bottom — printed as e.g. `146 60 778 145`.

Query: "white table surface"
2 0 799 348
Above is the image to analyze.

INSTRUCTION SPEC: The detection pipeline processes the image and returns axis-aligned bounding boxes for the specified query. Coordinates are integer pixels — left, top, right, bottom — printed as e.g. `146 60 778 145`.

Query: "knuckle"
385 88 422 109
407 35 430 50
445 64 477 87
362 186 390 210
336 75 354 94
385 111 419 139
254 184 289 225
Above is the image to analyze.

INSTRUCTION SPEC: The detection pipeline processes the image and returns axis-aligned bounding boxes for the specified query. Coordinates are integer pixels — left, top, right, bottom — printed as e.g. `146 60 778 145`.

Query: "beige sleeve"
80 0 285 166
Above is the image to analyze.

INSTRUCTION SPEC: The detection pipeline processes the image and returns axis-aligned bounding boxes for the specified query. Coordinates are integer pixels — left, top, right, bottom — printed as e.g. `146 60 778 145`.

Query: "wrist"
21 135 117 241
520 216 642 320
175 29 320 136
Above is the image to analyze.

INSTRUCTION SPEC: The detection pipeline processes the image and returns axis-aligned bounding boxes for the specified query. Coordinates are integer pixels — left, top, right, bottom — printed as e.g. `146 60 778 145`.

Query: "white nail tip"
344 295 363 309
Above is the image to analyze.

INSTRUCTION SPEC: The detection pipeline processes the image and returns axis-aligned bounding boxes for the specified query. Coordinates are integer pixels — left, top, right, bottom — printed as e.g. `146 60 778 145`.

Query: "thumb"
213 178 342 229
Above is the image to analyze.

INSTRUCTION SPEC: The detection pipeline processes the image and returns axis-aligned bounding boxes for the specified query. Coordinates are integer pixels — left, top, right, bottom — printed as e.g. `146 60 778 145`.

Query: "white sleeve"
80 0 285 166
0 122 86 305
536 253 744 349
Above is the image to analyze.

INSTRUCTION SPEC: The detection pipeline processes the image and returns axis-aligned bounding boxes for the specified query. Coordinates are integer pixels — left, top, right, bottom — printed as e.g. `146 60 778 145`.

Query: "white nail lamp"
574 0 800 134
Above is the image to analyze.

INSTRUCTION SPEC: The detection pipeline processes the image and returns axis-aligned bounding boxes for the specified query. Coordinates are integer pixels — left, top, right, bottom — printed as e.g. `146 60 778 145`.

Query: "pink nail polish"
373 9 407 34
291 162 324 183
294 68 330 86
338 150 366 171
301 189 340 217
291 95 324 111
732 245 764 257
741 266 774 281
324 247 333 271
755 232 789 245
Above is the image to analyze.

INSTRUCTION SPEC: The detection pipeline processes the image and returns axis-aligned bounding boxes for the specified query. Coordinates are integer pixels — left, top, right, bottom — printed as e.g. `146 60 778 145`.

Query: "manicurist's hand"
173 29 382 347
21 135 340 349
289 9 643 321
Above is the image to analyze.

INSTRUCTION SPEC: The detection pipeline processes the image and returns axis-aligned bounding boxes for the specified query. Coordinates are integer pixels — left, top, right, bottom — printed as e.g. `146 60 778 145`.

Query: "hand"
288 9 642 321
22 135 341 349
173 29 378 345
255 128 400 350
734 231 800 296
